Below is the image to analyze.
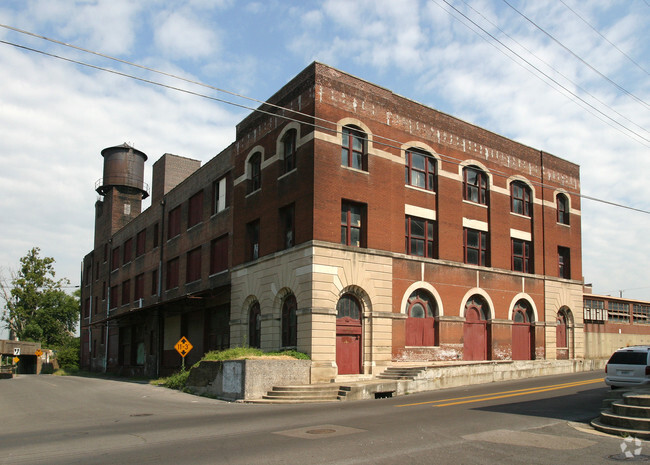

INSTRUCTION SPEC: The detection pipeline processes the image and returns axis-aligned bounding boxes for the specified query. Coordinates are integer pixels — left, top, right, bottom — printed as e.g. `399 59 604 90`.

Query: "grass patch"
154 369 191 391
201 347 310 361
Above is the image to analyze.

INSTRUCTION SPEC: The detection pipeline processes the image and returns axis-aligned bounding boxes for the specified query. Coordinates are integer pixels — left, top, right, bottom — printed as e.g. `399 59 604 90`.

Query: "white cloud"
153 9 220 60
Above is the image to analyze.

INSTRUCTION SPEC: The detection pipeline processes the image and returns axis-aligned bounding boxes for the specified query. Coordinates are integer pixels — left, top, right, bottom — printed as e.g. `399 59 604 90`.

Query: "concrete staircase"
592 392 650 439
376 366 426 380
249 384 341 403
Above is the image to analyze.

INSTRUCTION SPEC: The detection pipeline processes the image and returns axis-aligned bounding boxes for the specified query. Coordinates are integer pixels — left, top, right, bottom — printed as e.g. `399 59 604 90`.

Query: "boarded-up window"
121 279 130 306
166 258 179 289
186 247 202 283
136 229 146 257
210 235 228 274
134 273 145 301
188 191 204 228
168 206 181 239
153 223 159 248
109 286 118 309
111 247 120 271
151 269 158 296
123 238 133 264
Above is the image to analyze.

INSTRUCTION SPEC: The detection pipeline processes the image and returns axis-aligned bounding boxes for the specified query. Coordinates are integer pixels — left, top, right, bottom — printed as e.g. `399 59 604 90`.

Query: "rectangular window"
121 279 130 306
83 298 90 318
136 229 146 257
463 167 488 205
188 190 204 228
405 216 435 258
511 183 532 217
186 247 202 283
584 299 606 322
633 304 650 325
151 269 158 296
247 220 260 261
102 281 106 300
166 257 179 289
464 228 488 266
212 177 227 215
283 130 297 173
249 153 262 193
134 273 145 302
153 223 159 248
405 150 435 191
341 126 366 170
123 238 133 264
558 246 570 279
210 235 229 275
279 204 295 250
511 239 532 273
168 206 181 239
341 201 366 247
608 301 629 323
109 286 118 310
111 247 120 271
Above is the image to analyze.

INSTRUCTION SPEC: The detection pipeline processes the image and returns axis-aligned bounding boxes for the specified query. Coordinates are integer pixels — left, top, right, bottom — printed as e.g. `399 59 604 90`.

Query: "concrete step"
377 366 427 381
624 393 650 407
246 397 340 404
264 390 339 398
612 401 650 418
599 410 650 431
269 385 339 393
254 383 341 404
591 418 650 440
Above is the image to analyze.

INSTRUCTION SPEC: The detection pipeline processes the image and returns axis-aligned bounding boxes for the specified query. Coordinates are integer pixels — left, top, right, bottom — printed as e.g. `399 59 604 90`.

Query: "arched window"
557 193 569 225
341 125 367 171
249 152 262 193
248 301 261 348
511 181 532 217
405 289 436 346
282 129 297 174
337 293 361 320
465 295 488 320
463 166 488 205
281 294 297 348
513 300 534 323
405 148 436 191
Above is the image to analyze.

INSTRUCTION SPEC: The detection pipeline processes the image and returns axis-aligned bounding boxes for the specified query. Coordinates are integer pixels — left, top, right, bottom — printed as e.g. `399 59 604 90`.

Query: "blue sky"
0 0 649 338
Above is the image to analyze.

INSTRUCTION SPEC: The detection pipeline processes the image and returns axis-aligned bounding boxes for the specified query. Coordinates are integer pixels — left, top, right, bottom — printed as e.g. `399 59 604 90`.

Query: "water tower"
94 143 149 247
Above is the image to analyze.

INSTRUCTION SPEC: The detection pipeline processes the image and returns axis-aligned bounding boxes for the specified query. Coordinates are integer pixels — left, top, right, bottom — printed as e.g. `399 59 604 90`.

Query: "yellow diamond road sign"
35 349 43 357
13 357 19 364
174 337 193 357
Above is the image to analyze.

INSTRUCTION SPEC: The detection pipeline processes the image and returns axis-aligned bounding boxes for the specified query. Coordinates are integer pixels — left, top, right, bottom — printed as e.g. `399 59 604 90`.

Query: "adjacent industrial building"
80 62 586 381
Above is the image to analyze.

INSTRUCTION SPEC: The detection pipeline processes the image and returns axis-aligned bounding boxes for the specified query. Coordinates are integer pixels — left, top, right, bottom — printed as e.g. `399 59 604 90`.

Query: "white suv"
605 345 650 388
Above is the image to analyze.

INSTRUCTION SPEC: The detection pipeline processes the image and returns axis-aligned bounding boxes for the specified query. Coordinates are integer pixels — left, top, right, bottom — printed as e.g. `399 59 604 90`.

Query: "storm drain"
375 391 394 399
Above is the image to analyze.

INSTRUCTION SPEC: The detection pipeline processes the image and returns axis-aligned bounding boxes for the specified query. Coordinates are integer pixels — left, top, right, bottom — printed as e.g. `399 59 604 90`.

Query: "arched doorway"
248 301 261 349
336 293 362 375
463 295 489 361
512 300 534 360
281 294 297 348
405 289 437 346
556 309 569 360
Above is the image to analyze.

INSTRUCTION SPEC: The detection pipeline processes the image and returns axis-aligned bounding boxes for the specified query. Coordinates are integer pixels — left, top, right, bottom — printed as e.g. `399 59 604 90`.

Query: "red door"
463 307 487 361
556 314 568 360
512 323 532 360
336 317 361 374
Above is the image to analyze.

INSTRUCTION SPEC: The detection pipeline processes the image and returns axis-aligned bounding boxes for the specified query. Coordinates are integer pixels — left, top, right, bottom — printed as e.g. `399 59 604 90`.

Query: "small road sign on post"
174 337 193 371
13 357 19 364
35 349 43 357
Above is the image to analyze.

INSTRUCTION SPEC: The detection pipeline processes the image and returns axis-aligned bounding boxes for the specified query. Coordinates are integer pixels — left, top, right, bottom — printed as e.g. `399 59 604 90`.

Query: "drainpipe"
156 199 166 378
104 238 112 373
540 151 547 360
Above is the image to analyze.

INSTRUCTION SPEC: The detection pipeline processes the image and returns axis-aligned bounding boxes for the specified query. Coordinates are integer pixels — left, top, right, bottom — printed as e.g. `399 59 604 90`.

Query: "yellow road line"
396 378 604 408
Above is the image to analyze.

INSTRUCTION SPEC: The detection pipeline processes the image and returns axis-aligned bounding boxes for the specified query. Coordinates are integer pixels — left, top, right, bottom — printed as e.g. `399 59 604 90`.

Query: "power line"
502 0 650 111
558 0 649 76
430 0 650 147
0 34 648 216
457 0 649 138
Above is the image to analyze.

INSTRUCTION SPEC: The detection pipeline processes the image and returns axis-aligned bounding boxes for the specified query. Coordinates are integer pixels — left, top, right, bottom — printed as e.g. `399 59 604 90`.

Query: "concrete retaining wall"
186 359 311 401
396 359 606 396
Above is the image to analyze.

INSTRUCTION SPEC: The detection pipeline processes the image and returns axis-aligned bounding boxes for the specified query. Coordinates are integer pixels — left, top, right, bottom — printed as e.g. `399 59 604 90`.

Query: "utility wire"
502 0 650 111
432 0 650 147
457 0 649 137
558 0 649 76
0 35 648 216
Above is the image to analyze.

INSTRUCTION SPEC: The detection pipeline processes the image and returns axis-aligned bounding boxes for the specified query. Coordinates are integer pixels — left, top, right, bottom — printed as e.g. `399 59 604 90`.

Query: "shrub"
54 336 80 371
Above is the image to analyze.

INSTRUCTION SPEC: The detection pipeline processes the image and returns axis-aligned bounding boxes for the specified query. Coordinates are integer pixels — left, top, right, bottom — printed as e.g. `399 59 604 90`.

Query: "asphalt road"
0 371 633 464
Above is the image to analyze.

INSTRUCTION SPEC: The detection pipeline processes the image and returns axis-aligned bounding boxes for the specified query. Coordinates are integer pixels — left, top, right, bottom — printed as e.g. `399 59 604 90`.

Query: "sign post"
174 337 193 371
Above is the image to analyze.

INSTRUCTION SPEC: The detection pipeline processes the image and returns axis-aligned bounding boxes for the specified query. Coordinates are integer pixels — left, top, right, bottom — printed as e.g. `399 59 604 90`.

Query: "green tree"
1 248 79 347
